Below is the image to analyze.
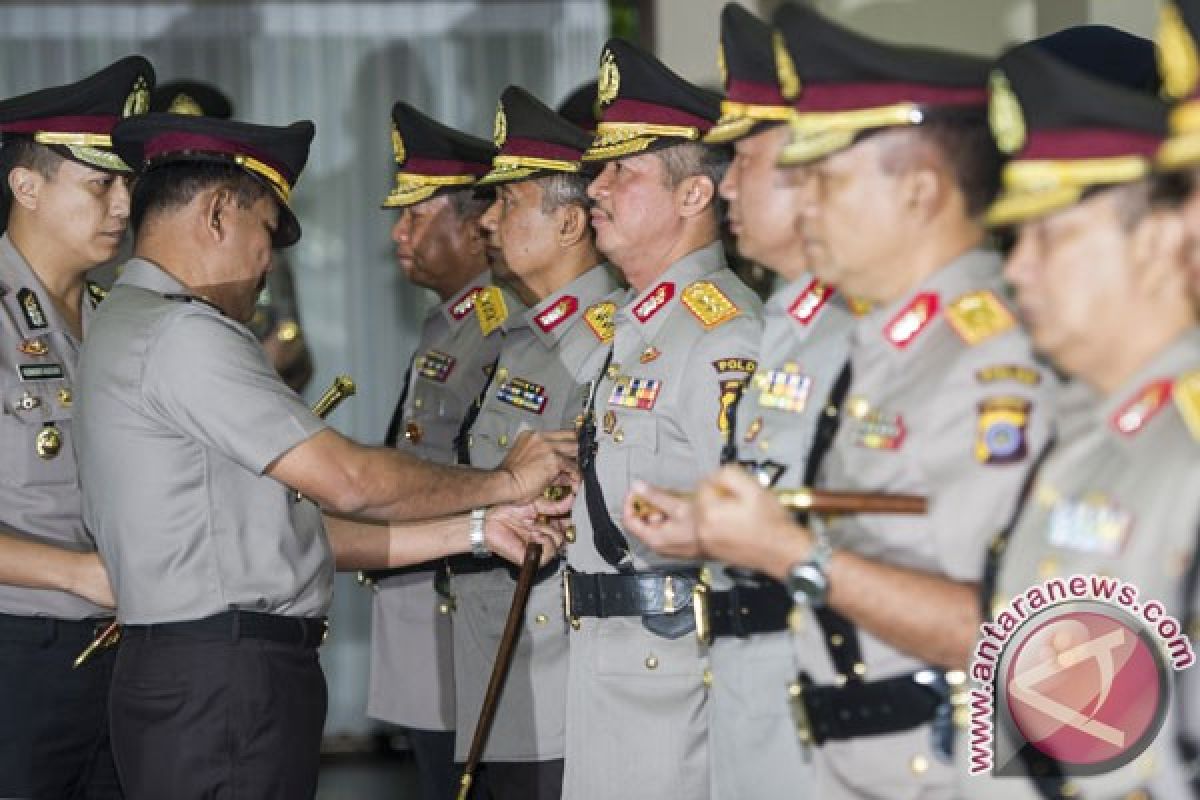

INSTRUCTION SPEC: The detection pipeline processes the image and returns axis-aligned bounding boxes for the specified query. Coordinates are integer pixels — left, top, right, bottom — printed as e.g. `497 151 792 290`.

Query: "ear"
462 213 486 255
203 188 233 244
902 164 944 222
557 203 590 247
8 166 43 212
1129 207 1189 300
676 174 716 219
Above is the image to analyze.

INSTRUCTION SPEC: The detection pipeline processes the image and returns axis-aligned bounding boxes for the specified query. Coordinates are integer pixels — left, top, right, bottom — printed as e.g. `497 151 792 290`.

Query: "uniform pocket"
0 383 74 487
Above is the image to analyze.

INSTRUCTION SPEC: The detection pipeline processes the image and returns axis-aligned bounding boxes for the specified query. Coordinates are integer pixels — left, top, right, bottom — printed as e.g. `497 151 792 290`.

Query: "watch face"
789 563 828 607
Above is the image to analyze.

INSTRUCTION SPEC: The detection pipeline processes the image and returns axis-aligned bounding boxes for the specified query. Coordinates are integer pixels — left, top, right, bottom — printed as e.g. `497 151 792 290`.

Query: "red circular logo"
1003 608 1166 768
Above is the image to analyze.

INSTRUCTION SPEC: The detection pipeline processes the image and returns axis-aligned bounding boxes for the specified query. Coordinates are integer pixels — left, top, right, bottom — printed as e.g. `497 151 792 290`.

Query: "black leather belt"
791 669 949 746
123 610 328 649
564 568 700 639
0 613 114 644
704 582 791 640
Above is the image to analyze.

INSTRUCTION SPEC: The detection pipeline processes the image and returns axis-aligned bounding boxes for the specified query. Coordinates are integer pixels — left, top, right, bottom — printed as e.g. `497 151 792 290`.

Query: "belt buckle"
562 570 580 631
692 582 712 645
662 574 678 614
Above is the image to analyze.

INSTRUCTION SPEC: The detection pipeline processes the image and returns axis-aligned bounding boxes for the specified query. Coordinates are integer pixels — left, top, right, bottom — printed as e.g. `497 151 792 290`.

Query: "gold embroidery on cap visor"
382 171 476 208
703 101 793 144
985 155 1150 227
32 132 132 172
582 121 702 161
477 154 581 186
777 103 926 166
234 154 293 206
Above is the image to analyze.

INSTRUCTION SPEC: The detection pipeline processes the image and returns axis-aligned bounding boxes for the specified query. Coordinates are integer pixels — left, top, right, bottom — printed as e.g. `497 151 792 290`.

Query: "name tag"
19 363 64 381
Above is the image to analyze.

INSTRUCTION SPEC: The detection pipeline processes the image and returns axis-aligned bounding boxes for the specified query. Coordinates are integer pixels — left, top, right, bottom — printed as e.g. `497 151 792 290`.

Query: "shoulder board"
535 295 579 334
944 290 1015 346
1111 379 1173 436
885 292 938 349
86 280 108 305
474 285 509 336
788 279 833 326
584 301 616 343
1174 370 1200 444
682 280 739 330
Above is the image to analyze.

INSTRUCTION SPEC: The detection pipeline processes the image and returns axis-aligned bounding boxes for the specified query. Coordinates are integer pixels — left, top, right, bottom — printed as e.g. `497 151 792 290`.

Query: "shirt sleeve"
141 308 327 475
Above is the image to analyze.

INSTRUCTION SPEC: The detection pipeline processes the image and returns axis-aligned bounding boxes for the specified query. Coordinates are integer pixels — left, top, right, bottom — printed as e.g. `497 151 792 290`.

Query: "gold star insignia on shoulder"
681 281 739 330
584 301 615 342
945 290 1015 346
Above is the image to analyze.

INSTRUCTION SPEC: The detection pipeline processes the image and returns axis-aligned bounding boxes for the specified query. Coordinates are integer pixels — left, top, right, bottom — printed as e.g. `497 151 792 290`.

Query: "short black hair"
130 160 272 235
0 139 66 230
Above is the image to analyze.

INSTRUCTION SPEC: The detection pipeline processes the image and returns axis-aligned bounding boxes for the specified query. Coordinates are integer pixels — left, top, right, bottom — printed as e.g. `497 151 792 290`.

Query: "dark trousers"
403 728 460 800
109 627 326 800
481 759 564 800
0 614 121 800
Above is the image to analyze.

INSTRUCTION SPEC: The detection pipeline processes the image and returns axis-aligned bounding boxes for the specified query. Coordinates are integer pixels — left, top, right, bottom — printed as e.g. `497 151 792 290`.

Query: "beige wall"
654 0 1160 84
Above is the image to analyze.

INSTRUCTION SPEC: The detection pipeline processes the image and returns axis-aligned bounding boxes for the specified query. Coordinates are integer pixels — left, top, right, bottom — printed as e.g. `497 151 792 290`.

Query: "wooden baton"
630 486 927 520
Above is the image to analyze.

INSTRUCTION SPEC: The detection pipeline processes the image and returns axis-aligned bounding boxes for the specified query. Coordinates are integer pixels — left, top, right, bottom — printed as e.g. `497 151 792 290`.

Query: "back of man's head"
131 160 272 238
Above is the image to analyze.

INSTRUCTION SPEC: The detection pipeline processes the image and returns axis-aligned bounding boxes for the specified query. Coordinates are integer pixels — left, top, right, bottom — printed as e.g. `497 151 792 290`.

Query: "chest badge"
974 396 1031 465
496 376 548 415
640 346 661 364
36 424 62 459
1047 494 1133 557
608 375 661 411
418 350 457 383
854 408 906 450
17 289 48 330
754 363 812 414
19 338 49 356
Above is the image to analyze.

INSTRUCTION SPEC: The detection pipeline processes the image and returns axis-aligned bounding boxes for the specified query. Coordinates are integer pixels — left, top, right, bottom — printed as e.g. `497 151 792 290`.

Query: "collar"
855 248 1002 355
440 270 493 326
115 257 190 296
1100 328 1200 443
525 263 621 348
618 241 726 341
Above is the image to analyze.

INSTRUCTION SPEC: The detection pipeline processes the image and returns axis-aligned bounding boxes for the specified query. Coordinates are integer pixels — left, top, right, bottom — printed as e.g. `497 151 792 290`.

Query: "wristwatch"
786 534 833 608
469 508 490 559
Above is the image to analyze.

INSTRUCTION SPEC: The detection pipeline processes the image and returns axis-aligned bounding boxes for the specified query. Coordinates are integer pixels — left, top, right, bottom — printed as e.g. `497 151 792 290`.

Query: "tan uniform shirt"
76 258 332 623
795 250 1056 799
563 242 764 800
956 329 1200 799
708 275 855 800
368 271 507 731
453 264 621 762
0 235 106 620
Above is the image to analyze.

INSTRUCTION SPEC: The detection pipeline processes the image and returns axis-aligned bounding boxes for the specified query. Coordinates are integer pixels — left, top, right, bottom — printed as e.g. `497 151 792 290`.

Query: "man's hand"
484 504 567 567
499 430 580 505
621 480 702 559
68 553 116 609
694 466 811 579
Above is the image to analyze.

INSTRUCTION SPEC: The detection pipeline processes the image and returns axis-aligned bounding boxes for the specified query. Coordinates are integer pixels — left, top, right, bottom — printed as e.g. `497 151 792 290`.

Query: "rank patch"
788 279 833 326
418 350 456 383
535 295 579 333
718 378 744 433
975 364 1041 386
450 286 482 321
475 286 509 336
945 290 1015 346
633 282 674 323
496 376 548 415
584 301 616 342
18 363 64 381
974 396 1030 465
885 292 938 349
1111 379 1172 436
855 410 906 450
608 376 661 410
18 289 47 330
1047 495 1133 556
682 281 739 330
712 357 757 374
753 363 812 414
1175 370 1200 443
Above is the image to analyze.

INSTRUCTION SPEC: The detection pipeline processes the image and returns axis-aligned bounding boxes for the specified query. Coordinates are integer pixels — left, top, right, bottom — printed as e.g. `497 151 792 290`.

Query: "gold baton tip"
542 484 569 502
455 773 473 800
333 375 357 396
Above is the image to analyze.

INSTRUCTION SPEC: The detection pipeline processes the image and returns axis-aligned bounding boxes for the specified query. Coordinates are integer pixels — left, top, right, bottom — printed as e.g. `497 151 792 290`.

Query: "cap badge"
493 101 508 148
391 127 406 163
716 43 728 87
598 48 620 107
123 74 151 118
167 92 205 117
988 71 1025 155
773 31 800 101
1159 3 1200 101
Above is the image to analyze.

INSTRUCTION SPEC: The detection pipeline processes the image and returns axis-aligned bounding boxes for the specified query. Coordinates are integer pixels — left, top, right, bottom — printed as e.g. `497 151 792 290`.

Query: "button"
499 434 509 447
438 603 452 615
277 320 300 342
535 614 549 625
787 682 802 699
57 388 72 407
847 396 870 419
644 655 658 670
496 367 509 382
414 398 424 409
606 364 620 380
702 668 713 688
909 755 928 775
830 633 844 647
852 662 867 678
564 525 576 544
613 430 625 443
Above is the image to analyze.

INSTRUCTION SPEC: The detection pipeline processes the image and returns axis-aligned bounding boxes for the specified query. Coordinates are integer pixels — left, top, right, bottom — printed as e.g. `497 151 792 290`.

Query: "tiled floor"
316 757 420 799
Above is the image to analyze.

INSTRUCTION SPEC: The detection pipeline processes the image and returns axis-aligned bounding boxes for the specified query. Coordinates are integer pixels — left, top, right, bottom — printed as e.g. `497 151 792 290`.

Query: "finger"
540 429 578 444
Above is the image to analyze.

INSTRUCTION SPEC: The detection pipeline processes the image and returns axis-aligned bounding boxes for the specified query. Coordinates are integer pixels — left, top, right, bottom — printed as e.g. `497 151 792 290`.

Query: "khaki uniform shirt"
794 250 1056 799
956 329 1200 800
563 242 764 800
0 235 106 620
368 270 507 731
453 264 621 762
708 275 855 800
76 258 332 624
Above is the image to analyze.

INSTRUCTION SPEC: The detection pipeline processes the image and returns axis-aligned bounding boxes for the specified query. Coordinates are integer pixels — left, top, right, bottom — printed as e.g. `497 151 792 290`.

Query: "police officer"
690 5 1055 797
74 111 573 798
561 38 763 800
622 6 854 798
952 29 1200 800
150 79 315 392
0 55 154 799
370 101 505 800
450 85 621 799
